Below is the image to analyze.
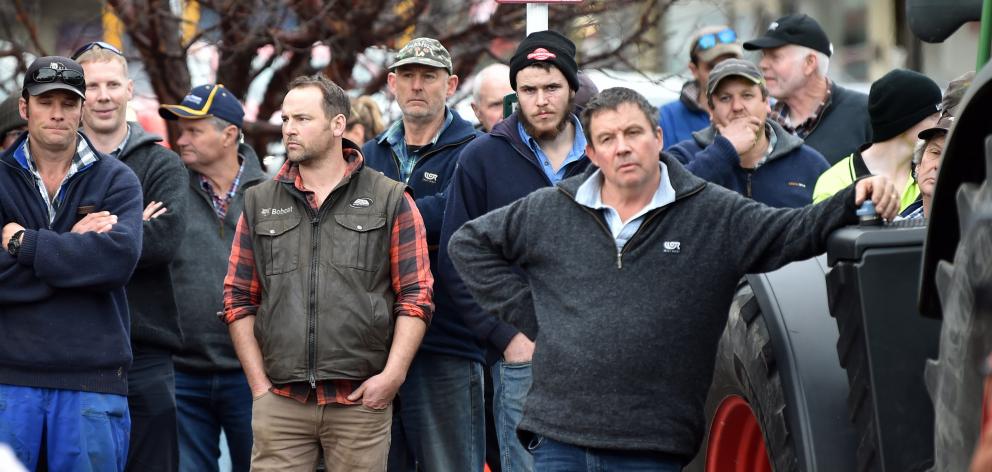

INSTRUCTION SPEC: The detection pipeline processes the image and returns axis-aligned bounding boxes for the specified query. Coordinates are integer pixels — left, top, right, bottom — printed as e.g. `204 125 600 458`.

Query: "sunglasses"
696 28 737 51
32 68 84 87
71 41 124 60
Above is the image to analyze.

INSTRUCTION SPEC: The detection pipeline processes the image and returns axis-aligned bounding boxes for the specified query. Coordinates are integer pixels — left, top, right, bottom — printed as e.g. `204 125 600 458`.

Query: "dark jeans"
529 436 683 472
175 370 253 472
388 352 485 471
126 349 178 472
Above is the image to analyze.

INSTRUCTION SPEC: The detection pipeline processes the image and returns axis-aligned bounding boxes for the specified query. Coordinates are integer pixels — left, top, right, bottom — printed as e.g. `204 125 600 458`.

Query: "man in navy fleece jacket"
0 56 143 472
668 59 828 208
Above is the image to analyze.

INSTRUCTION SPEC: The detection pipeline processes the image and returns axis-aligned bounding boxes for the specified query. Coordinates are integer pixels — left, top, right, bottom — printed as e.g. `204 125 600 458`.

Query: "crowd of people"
0 11 974 472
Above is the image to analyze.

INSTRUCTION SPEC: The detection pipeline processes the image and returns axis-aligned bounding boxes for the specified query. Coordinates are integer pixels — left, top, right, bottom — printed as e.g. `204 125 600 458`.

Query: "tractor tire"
928 136 992 472
694 282 794 472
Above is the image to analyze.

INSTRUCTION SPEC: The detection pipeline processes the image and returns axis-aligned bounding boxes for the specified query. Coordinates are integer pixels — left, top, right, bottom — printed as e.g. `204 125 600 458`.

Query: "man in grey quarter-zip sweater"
449 87 900 470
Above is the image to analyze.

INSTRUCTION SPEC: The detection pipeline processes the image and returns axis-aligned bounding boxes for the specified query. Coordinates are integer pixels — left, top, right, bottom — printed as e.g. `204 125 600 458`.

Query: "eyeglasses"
71 41 124 60
32 68 85 87
696 28 737 51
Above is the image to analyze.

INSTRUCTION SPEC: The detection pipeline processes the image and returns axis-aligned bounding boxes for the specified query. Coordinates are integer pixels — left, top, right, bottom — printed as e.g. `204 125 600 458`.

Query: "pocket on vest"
331 214 387 271
255 216 302 275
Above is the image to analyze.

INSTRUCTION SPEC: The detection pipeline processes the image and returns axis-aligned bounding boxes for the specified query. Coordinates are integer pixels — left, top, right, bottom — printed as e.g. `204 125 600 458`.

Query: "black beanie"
868 69 941 143
509 30 580 92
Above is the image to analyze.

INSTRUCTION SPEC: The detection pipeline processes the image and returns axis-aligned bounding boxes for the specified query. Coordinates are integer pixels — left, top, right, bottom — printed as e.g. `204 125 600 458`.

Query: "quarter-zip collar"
574 162 676 248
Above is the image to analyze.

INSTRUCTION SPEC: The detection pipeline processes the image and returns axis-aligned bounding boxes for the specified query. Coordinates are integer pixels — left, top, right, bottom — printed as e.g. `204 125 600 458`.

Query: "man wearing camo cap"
361 37 481 471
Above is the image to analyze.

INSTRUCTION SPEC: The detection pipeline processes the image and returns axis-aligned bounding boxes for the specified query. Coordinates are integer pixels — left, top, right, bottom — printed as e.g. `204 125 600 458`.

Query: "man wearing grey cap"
361 37 481 471
0 55 143 471
659 25 744 150
668 58 829 207
744 14 871 164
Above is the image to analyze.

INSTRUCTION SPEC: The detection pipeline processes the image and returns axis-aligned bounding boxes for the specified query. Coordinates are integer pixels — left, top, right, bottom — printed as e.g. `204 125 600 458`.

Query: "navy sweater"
437 112 590 363
0 132 143 395
668 120 829 208
362 109 481 362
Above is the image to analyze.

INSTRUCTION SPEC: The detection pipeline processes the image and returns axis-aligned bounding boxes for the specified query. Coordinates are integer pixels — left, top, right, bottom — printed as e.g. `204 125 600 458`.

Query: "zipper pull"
309 373 316 389
616 250 623 269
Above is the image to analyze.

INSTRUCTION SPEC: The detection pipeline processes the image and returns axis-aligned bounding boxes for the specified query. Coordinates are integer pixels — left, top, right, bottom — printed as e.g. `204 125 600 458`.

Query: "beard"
520 95 575 141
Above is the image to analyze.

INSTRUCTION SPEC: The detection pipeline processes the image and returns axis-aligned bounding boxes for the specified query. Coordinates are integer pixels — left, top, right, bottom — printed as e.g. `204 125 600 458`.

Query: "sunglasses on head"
33 68 84 87
71 41 124 60
696 28 737 51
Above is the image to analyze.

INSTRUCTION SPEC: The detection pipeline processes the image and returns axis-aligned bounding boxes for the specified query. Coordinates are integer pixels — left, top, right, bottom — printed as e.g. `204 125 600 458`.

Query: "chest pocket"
255 216 301 275
332 213 387 271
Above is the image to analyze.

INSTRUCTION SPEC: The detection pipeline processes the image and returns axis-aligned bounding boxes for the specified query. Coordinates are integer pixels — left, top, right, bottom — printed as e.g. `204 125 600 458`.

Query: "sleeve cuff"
16 229 38 266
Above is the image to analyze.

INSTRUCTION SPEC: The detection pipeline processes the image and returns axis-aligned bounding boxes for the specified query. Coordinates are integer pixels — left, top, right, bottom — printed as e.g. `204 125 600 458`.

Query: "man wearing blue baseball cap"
159 84 265 472
0 55 144 471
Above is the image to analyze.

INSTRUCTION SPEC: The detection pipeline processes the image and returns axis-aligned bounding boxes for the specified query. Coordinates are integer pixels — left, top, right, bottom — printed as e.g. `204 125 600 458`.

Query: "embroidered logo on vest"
350 197 374 208
423 172 439 184
261 207 293 216
663 241 681 253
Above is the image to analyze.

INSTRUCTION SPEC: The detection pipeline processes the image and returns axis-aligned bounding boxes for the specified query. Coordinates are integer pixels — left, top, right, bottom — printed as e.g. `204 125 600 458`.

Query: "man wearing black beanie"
813 68 941 211
437 29 592 472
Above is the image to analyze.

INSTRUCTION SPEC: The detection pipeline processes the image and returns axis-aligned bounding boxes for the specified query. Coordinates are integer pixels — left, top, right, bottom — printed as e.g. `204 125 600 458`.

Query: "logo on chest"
350 197 374 208
663 241 681 254
422 172 439 184
260 207 293 216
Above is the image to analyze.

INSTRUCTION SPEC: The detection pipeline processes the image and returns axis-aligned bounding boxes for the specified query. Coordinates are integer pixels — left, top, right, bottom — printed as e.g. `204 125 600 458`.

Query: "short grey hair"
472 63 511 103
791 45 830 77
210 116 243 142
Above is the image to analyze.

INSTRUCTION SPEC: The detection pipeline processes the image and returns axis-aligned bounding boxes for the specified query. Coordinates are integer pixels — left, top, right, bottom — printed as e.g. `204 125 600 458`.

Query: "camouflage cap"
389 37 453 74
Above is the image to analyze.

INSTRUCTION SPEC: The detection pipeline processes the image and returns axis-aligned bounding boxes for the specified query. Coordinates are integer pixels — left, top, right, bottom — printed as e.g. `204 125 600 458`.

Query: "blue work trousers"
0 384 130 471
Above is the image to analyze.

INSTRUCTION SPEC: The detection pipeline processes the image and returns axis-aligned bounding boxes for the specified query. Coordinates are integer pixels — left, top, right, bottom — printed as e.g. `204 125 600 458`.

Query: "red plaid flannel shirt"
221 148 433 405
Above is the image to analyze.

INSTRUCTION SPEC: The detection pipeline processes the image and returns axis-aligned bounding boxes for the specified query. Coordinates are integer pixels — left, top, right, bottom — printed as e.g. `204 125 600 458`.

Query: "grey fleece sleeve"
730 184 859 274
137 148 188 268
447 197 539 340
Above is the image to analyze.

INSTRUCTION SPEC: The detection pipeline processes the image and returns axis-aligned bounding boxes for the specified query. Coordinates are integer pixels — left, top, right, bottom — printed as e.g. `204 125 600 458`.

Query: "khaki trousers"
250 391 391 471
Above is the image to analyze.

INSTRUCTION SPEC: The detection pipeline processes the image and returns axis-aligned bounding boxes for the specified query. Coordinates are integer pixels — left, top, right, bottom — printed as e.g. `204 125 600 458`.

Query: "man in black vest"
222 74 434 471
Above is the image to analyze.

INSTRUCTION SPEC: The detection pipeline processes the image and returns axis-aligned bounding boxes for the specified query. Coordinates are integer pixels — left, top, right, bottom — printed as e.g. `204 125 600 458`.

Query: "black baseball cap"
23 56 87 100
743 14 833 57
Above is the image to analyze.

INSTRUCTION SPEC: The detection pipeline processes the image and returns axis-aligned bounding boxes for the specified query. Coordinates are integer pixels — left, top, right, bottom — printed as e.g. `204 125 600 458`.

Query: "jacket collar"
559 151 706 200
374 107 477 149
690 118 804 163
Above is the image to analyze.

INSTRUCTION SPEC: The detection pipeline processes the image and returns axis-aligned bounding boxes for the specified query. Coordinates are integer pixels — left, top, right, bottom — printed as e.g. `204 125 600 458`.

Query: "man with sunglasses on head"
0 56 143 471
658 25 743 150
74 41 188 472
744 14 871 164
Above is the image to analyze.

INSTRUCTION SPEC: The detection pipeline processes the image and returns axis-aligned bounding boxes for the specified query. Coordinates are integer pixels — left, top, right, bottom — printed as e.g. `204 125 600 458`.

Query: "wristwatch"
7 229 24 257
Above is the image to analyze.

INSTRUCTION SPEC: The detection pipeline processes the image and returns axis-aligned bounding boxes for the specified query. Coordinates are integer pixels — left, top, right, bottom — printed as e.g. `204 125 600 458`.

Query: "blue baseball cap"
159 84 244 128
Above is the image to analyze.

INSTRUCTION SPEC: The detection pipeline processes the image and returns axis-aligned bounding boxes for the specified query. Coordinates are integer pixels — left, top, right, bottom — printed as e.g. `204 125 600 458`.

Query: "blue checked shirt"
518 114 587 184
15 133 100 225
380 109 454 183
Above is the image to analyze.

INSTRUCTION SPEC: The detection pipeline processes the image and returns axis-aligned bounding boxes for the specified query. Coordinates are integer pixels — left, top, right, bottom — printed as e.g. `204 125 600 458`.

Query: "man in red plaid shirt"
221 74 433 471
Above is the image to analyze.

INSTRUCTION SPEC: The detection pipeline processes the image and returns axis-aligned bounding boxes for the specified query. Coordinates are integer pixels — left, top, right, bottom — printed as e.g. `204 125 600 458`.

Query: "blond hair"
74 46 129 76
